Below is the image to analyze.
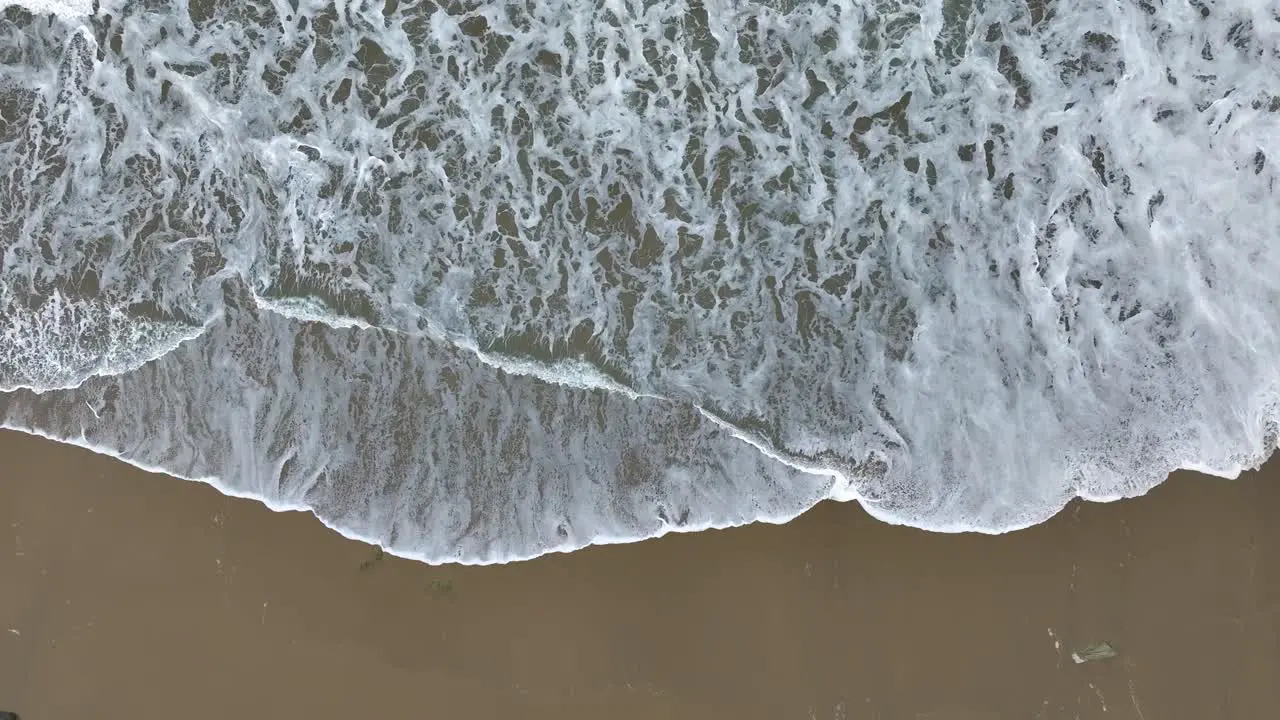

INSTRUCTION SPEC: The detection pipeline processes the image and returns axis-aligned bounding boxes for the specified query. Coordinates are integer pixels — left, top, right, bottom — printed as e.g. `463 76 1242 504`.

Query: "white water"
1 0 1278 563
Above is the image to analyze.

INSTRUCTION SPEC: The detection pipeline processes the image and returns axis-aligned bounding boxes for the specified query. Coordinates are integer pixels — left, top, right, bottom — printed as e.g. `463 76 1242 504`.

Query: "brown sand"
0 428 1276 720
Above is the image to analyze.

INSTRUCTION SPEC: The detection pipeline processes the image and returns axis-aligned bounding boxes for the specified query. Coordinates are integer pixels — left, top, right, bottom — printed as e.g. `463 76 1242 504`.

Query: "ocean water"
0 0 1277 563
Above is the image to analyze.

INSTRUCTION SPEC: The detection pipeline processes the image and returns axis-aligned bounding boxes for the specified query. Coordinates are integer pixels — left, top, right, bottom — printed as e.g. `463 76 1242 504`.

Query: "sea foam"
0 0 91 19
1 0 1278 562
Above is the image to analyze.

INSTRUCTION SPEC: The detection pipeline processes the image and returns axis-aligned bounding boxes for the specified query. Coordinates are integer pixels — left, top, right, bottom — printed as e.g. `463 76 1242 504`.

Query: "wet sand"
0 428 1276 720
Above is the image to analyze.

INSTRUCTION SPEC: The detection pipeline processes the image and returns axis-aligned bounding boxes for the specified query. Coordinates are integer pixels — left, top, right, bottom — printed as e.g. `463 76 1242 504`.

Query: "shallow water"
1 0 1278 562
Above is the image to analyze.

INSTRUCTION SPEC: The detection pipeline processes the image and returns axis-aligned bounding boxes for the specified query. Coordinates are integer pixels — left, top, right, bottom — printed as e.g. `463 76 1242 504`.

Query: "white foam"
1 0 1278 561
0 288 212 394
0 293 835 564
252 294 373 330
0 0 93 18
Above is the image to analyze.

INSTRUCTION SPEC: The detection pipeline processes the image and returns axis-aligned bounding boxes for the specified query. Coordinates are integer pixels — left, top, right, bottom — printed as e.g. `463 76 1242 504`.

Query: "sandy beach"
0 427 1276 719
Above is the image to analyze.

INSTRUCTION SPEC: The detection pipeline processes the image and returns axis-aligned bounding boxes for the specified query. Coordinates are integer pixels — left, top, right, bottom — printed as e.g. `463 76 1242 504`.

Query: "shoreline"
4 424 1268 566
2 427 1278 719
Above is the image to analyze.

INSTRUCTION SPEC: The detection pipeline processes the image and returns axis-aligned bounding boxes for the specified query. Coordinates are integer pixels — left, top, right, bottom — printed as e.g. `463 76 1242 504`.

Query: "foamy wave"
251 293 373 330
0 292 835 564
1 0 1278 561
0 287 211 393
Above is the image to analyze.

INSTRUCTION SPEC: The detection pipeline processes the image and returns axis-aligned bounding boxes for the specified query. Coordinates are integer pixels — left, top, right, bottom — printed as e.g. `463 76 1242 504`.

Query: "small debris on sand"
1071 642 1118 664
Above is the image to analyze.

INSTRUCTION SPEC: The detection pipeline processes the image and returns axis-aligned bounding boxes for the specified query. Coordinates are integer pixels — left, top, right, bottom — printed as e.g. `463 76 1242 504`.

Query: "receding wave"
1 0 1278 562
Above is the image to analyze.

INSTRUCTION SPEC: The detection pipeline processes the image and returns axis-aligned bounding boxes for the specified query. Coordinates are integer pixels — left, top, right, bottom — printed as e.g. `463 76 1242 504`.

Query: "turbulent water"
0 0 1277 563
